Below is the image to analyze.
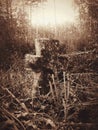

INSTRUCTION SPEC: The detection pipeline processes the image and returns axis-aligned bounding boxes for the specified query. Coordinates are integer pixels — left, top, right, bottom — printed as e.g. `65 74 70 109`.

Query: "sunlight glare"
31 0 77 26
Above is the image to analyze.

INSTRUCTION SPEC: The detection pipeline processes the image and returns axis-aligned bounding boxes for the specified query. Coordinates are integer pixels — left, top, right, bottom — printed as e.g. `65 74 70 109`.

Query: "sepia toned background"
0 0 98 129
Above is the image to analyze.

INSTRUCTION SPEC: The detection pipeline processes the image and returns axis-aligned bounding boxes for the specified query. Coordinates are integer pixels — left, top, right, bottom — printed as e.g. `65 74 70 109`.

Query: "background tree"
0 0 46 70
74 0 98 51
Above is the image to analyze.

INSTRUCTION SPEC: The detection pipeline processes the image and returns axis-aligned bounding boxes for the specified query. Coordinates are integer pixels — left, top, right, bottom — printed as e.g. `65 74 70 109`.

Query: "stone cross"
25 39 43 99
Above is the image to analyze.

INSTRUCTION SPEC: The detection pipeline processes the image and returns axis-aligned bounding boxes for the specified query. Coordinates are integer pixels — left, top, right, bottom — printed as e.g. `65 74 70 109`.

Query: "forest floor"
0 49 98 130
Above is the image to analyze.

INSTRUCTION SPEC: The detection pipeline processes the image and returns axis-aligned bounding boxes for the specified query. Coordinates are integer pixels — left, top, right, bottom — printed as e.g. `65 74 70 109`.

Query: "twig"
63 72 67 101
67 101 98 109
52 74 58 99
1 87 29 113
62 122 98 127
1 107 26 130
63 72 67 121
49 81 55 101
67 73 70 101
62 98 67 121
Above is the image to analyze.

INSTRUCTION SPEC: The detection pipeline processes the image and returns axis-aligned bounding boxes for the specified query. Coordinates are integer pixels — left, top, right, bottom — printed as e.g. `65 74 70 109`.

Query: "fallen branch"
67 101 98 109
61 122 98 127
59 50 95 57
